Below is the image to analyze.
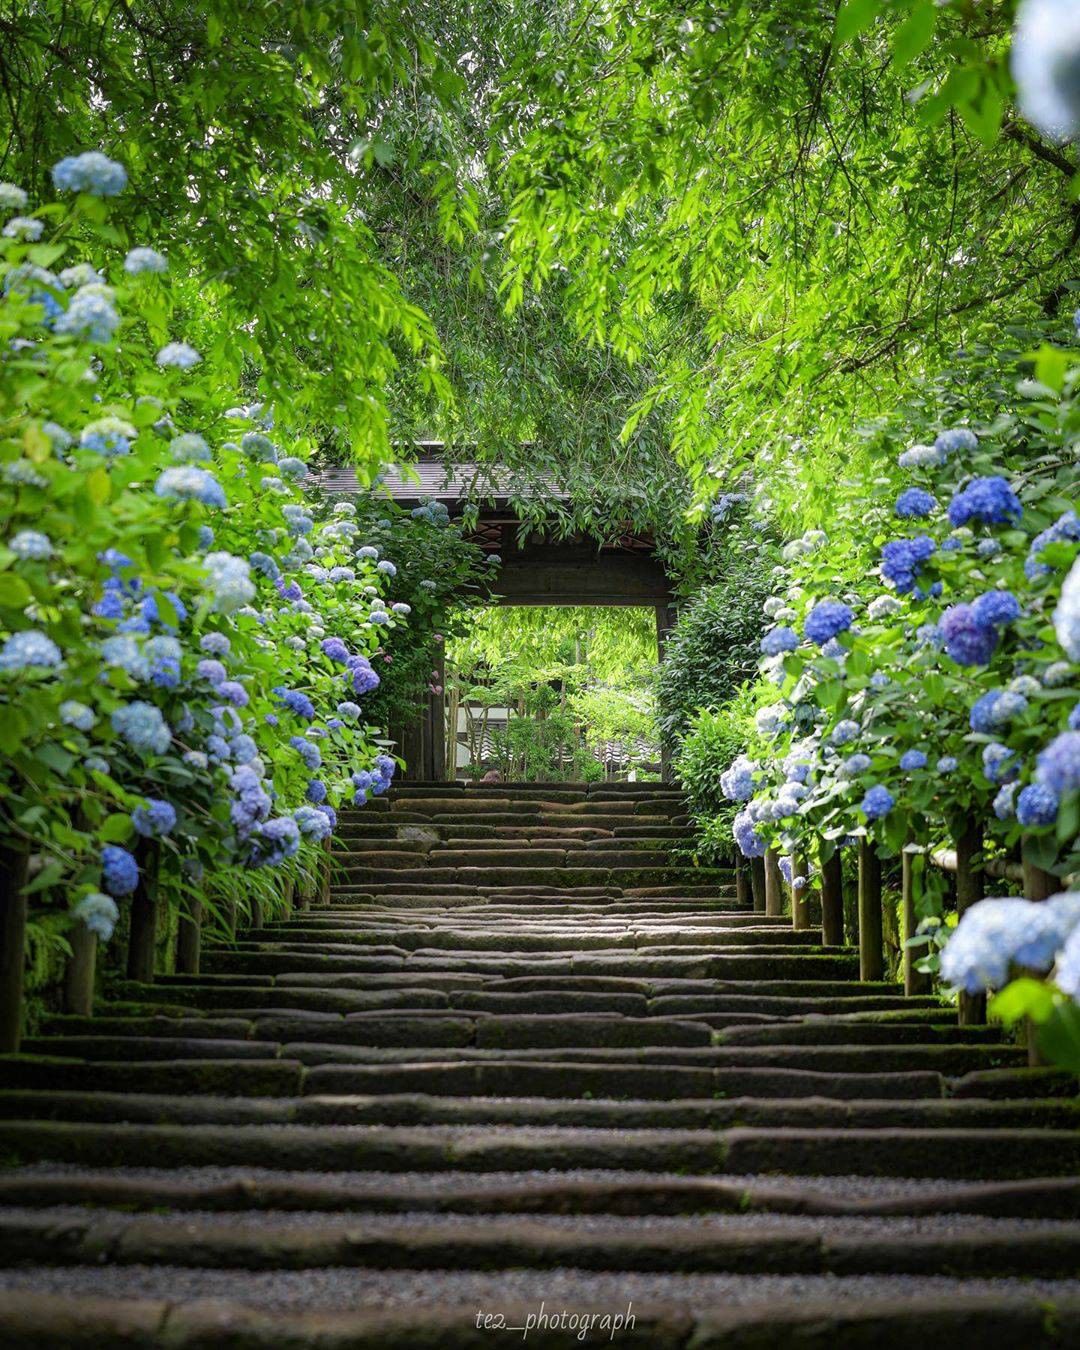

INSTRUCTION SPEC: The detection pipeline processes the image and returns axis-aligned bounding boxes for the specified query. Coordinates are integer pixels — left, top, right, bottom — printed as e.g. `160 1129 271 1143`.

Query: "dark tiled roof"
317 449 568 504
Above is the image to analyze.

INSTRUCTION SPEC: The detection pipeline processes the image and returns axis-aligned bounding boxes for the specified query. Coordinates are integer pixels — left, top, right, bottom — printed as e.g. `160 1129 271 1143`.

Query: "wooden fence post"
955 825 986 1025
764 848 784 917
175 898 203 976
750 856 766 914
0 846 29 1052
126 842 161 984
1022 836 1057 1065
63 924 97 1016
789 851 810 930
901 846 932 997
735 857 752 909
857 838 884 981
820 848 844 947
318 837 332 907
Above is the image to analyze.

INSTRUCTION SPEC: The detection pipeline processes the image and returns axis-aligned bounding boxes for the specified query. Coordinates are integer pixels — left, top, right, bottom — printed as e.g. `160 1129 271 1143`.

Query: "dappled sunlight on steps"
1 781 1080 1346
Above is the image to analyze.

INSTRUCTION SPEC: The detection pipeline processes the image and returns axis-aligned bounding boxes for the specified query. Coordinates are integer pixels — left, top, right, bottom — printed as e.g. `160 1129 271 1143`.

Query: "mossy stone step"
4 1089 1079 1133
0 1056 302 1096
4 1120 1078 1178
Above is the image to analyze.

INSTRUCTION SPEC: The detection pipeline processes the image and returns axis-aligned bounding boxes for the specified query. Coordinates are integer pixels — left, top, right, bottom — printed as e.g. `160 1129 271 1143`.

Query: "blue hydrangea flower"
218 680 249 708
984 742 1019 785
101 844 139 896
0 629 62 670
1036 731 1080 796
839 753 871 779
199 632 230 656
803 601 853 645
1027 511 1080 580
994 782 1018 819
132 798 177 838
1017 783 1060 827
881 536 936 593
277 688 314 719
156 341 201 369
348 657 380 696
54 288 120 343
248 816 301 867
155 466 226 508
899 750 927 771
720 755 758 802
124 247 168 274
0 182 27 211
940 604 999 667
321 637 350 663
895 488 936 519
336 700 361 720
73 892 119 942
937 756 958 773
934 428 978 457
2 216 43 241
732 808 766 859
947 476 1022 528
146 634 181 688
203 552 255 613
1012 0 1080 141
376 560 397 577
972 590 1021 629
278 456 308 480
290 735 321 771
9 530 52 560
970 690 1028 734
241 432 278 462
761 625 799 656
169 433 210 463
111 701 171 755
861 785 894 820
248 551 280 581
306 779 327 804
60 700 96 731
831 720 860 746
294 805 332 841
1054 557 1080 661
52 151 127 196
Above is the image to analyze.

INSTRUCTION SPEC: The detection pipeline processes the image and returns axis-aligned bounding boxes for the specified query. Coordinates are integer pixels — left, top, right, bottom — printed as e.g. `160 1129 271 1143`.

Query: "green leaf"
0 575 32 608
891 3 936 70
989 977 1057 1027
836 0 884 45
1036 1002 1080 1073
99 813 134 844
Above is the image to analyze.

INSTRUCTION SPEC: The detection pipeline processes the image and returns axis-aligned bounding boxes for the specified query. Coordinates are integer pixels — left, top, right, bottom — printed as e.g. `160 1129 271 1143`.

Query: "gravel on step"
3 1265 1080 1314
3 1204 1075 1238
6 1164 1017 1201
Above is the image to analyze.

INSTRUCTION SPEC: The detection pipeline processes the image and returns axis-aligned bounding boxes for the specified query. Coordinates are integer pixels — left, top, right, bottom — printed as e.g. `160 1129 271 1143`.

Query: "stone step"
1 1167 1077 1220
202 951 860 980
333 866 730 888
5 1205 1080 1278
1 1288 1077 1348
3 1120 1078 1177
4 1090 1079 1132
230 928 826 952
0 1056 303 1096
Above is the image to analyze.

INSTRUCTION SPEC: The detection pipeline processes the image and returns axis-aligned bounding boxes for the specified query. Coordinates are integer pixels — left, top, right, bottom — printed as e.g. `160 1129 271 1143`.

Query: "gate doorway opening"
445 606 660 783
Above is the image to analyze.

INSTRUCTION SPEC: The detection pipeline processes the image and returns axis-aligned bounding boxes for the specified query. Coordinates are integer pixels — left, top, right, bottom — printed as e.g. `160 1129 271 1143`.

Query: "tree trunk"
750 856 766 914
64 924 97 1016
764 848 784 917
857 839 884 982
735 857 752 909
820 849 844 948
126 841 161 983
789 851 810 930
0 845 29 1052
955 825 986 1025
902 848 932 997
175 898 203 976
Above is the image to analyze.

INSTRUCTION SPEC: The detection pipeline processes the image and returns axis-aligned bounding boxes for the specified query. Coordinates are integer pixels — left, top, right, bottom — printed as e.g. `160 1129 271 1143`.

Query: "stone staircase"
1 781 1080 1347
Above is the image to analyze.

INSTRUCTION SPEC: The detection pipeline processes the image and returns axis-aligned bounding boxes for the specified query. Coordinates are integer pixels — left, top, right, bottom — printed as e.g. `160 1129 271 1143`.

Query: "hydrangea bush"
0 158 412 975
704 333 1080 1065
